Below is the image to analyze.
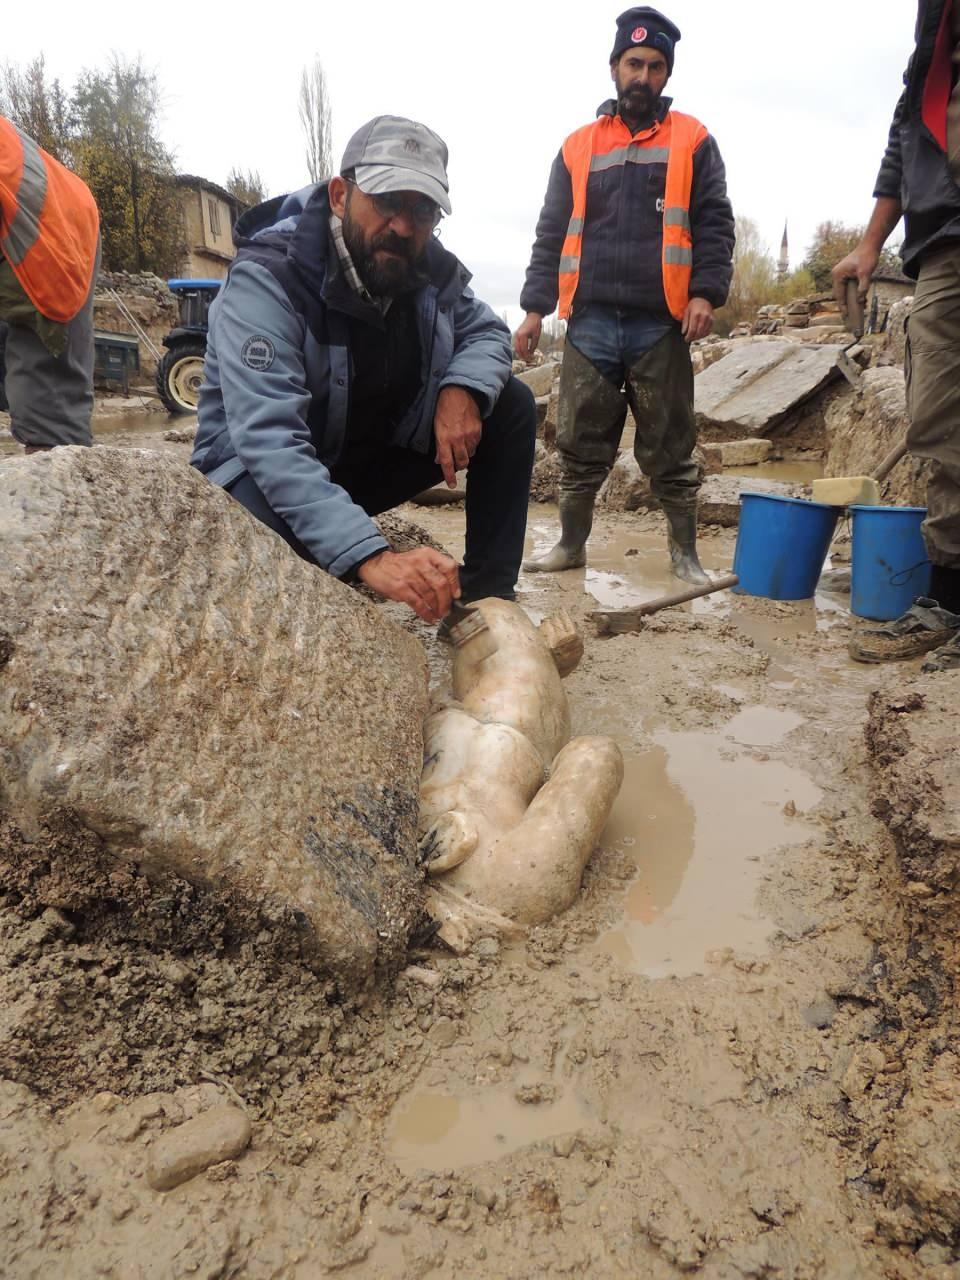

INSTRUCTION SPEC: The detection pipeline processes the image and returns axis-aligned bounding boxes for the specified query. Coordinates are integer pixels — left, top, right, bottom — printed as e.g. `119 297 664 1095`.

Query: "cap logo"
404 138 421 154
632 26 648 42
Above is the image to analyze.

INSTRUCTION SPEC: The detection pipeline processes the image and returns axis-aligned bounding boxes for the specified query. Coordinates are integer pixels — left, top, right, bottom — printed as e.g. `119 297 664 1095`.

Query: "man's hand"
513 313 543 362
682 298 714 343
357 548 461 623
832 244 880 313
434 385 483 489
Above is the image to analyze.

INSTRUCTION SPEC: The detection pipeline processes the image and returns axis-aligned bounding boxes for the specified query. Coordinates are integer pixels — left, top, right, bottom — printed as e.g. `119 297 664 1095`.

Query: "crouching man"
192 115 536 623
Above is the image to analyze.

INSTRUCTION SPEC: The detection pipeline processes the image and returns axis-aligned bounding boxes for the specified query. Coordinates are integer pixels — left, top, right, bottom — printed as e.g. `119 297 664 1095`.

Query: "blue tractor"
156 278 222 414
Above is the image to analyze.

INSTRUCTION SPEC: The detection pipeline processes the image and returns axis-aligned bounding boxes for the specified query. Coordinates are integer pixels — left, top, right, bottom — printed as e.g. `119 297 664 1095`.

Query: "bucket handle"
889 559 930 588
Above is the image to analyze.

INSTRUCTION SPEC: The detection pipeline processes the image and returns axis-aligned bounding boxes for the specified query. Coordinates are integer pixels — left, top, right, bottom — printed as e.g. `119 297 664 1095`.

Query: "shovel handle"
871 439 909 483
591 573 740 635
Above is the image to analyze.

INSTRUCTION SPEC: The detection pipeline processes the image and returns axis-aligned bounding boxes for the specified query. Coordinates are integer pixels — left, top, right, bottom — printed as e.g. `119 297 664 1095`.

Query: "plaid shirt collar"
329 214 392 315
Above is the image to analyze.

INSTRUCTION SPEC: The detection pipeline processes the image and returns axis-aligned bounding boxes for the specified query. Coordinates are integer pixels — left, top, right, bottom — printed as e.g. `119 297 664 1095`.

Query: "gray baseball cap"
340 115 452 216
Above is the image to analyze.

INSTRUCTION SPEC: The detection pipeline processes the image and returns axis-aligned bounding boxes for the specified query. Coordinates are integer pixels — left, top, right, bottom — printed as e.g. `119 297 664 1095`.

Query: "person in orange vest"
0 117 100 452
515 7 735 584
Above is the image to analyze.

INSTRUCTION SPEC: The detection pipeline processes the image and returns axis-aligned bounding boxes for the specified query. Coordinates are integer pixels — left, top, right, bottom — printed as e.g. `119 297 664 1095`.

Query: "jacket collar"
234 181 471 308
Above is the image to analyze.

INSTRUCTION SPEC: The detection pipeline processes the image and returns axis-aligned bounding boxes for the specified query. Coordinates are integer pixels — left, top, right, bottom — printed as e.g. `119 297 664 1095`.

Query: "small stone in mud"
428 1017 458 1048
146 1104 252 1191
802 995 839 1030
475 937 500 959
473 1185 497 1210
552 1133 577 1158
514 1082 556 1105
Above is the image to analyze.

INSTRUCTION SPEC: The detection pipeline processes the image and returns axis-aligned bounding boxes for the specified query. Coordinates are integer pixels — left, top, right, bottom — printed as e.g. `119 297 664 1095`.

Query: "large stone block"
698 475 806 527
823 367 928 509
0 448 429 986
515 364 558 398
695 341 846 439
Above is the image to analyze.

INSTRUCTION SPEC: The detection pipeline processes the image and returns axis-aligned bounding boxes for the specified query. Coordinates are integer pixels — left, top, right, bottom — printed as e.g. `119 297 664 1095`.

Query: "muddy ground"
1 413 958 1279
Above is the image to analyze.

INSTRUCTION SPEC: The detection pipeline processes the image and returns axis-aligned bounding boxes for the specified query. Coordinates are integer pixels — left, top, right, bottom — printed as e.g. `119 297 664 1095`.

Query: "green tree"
71 56 184 275
0 55 72 160
226 166 267 210
802 220 902 291
714 216 777 336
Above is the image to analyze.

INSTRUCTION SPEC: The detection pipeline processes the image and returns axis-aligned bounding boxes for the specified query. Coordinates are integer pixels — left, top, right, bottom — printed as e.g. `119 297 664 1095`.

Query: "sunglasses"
346 179 443 229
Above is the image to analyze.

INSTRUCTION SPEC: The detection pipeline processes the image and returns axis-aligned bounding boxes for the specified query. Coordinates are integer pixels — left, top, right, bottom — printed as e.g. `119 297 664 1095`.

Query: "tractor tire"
156 341 207 415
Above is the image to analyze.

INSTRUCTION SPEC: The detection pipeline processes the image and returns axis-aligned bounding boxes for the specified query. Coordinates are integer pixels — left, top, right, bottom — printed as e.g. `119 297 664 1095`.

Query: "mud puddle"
596 711 821 978
388 1078 592 1172
1 406 182 458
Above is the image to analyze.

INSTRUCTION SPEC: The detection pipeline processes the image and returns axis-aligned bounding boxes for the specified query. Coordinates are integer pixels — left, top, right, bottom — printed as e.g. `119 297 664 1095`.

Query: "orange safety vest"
557 110 708 322
0 117 100 324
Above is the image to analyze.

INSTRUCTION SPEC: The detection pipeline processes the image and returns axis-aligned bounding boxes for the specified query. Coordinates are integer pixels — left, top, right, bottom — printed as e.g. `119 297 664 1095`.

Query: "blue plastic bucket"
733 492 840 600
850 504 930 621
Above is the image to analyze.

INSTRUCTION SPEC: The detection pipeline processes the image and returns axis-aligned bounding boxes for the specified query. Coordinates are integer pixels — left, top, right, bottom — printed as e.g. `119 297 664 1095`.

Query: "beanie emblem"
631 25 648 41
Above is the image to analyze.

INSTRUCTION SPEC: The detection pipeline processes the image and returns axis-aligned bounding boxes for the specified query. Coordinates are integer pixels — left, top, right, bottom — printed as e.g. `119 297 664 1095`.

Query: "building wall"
178 187 236 280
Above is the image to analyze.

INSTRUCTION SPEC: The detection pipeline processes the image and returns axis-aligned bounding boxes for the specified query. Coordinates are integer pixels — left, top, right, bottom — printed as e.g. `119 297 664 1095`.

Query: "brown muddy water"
0 404 189 457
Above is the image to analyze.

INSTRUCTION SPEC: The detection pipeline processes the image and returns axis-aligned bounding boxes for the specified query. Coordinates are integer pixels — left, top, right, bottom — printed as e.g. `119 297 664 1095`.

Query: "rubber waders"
522 492 595 573
664 505 709 586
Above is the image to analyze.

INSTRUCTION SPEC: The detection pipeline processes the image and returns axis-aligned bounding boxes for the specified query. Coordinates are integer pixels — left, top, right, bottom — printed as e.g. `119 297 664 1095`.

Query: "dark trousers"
227 375 537 600
558 303 700 508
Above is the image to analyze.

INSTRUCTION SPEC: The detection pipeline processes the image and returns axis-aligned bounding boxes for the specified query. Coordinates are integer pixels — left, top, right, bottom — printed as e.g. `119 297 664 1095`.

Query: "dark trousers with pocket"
557 304 700 509
227 374 537 600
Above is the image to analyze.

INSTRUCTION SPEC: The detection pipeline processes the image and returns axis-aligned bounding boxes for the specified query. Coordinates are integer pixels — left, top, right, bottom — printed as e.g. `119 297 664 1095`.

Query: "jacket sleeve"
438 286 513 418
519 149 574 316
689 135 736 309
873 78 909 198
211 260 388 579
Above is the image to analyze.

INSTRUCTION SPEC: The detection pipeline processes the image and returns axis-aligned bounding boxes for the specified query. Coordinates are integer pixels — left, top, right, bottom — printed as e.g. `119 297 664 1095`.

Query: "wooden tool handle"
845 279 865 340
871 439 909 483
591 573 740 635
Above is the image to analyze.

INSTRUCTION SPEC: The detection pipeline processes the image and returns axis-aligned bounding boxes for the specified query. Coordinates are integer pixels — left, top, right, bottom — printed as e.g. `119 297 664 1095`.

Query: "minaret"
777 221 789 281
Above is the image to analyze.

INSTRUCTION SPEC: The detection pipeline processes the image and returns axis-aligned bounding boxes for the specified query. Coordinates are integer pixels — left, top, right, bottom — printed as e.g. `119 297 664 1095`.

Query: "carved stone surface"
0 448 429 985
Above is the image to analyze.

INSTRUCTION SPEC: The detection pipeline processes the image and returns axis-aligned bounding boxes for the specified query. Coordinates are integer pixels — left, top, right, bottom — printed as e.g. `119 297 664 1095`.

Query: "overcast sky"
7 1 916 314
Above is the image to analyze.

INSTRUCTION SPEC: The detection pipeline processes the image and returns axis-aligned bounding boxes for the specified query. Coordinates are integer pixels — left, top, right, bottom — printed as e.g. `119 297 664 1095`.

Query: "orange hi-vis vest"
557 110 708 322
0 117 100 324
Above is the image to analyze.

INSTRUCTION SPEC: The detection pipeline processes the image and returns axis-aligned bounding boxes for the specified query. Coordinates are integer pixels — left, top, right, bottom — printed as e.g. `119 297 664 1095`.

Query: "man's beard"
618 83 657 121
342 209 427 297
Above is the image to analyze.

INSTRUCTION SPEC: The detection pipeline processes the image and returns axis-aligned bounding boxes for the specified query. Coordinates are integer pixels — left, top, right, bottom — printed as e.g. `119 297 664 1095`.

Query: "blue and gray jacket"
191 182 512 578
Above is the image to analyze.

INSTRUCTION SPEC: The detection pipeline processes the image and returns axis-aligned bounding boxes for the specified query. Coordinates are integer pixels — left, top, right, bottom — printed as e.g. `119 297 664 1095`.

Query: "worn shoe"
921 629 960 673
849 597 960 664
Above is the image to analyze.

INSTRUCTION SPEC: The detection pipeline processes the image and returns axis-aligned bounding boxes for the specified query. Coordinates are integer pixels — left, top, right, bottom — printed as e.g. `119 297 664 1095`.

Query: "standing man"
837 1 960 672
0 117 100 453
192 116 535 625
515 7 735 584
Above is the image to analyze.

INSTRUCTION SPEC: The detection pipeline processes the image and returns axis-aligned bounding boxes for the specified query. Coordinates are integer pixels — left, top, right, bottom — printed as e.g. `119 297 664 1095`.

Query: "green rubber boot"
523 492 595 573
664 504 709 586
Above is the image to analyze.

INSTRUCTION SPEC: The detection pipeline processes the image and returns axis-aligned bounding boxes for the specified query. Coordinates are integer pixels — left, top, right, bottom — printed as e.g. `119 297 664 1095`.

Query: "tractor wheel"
156 341 206 414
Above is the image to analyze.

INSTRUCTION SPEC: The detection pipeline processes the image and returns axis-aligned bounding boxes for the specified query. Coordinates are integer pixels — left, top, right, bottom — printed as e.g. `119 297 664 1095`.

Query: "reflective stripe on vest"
0 117 100 323
557 110 707 322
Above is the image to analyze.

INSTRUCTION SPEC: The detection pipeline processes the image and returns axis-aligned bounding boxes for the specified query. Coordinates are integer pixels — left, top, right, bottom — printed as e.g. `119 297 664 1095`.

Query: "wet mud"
1 420 958 1278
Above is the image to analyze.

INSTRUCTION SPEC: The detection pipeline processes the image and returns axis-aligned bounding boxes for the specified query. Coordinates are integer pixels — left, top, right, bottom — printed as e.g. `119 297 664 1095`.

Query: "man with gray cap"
516 7 735 584
192 115 535 623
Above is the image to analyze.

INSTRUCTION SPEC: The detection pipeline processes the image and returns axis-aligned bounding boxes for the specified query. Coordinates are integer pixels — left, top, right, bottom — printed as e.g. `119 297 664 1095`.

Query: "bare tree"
298 58 333 183
226 166 267 210
1 55 72 160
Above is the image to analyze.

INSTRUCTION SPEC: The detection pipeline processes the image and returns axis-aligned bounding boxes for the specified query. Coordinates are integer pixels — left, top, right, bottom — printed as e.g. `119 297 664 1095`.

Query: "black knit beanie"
610 7 682 73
